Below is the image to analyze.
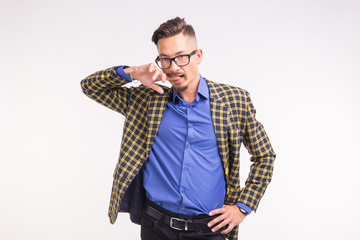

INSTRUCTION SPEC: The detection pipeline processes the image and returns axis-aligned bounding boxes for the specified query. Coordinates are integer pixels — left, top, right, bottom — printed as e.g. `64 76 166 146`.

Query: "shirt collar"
172 75 208 103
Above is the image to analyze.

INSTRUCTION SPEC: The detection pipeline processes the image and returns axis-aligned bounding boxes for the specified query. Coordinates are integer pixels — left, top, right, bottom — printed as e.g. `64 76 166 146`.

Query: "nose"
168 59 181 72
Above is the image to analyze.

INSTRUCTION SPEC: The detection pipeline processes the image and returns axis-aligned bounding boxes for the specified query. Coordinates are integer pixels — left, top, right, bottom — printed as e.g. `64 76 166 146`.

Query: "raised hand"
125 63 167 94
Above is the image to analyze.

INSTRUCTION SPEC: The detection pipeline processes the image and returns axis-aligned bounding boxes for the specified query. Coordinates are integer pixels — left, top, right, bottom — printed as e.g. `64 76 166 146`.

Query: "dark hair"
151 17 196 45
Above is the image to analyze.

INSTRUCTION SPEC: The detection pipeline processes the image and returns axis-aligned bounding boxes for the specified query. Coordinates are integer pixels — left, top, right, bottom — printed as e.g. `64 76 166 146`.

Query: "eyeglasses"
155 50 197 69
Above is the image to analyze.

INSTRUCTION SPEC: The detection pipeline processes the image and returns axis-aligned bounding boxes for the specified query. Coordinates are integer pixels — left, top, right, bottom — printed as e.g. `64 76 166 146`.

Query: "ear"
196 49 203 65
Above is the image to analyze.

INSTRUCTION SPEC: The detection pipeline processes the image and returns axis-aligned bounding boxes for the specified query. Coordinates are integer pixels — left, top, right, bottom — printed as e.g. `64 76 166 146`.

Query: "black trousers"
140 200 226 240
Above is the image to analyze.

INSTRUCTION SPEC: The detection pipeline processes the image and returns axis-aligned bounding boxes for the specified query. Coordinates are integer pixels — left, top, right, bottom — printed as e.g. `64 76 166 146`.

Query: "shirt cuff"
235 202 252 214
115 65 133 82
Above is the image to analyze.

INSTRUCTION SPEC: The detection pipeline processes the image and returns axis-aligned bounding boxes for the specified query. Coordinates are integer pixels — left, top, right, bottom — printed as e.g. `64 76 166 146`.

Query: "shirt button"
186 143 190 148
188 123 193 128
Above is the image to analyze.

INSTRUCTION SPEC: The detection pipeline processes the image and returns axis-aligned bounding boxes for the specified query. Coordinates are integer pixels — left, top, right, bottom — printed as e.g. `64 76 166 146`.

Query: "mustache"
166 72 185 77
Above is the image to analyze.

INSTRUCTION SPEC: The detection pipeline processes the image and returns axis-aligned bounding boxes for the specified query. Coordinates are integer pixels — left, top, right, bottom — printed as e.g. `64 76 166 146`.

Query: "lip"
168 75 184 83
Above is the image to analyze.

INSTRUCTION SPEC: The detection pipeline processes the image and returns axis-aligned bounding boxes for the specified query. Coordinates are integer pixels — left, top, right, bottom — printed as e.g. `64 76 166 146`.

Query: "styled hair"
151 17 196 45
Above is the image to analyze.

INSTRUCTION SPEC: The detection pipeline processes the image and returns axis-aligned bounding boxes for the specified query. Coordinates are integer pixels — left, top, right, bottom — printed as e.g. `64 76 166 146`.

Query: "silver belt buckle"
170 217 189 231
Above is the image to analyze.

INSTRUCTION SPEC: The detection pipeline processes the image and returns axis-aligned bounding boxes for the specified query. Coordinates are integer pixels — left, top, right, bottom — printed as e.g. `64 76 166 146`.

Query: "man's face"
157 33 202 93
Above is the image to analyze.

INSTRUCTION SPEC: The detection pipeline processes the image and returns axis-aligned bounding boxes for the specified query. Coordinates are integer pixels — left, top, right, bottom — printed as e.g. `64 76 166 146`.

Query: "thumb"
149 83 164 94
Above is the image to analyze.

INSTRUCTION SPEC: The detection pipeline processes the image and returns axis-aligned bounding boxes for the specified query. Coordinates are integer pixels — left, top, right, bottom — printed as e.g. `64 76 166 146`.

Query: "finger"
211 218 230 232
209 207 225 217
207 213 225 228
148 63 156 73
152 69 160 81
149 83 164 94
221 223 235 235
161 72 166 83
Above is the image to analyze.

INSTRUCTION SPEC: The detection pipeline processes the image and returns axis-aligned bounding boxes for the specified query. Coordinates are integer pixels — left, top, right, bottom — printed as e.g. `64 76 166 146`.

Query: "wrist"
237 206 249 216
123 66 137 80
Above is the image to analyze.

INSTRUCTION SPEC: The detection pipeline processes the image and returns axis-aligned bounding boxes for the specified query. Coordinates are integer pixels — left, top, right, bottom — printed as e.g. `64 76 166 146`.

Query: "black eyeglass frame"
155 49 197 69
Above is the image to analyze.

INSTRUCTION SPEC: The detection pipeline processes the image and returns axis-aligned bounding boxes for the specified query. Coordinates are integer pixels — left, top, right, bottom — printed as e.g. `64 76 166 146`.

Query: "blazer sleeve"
80 66 132 116
238 91 276 211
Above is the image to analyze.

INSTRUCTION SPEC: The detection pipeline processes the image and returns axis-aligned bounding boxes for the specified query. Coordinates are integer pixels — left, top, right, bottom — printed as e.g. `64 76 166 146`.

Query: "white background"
1 0 360 239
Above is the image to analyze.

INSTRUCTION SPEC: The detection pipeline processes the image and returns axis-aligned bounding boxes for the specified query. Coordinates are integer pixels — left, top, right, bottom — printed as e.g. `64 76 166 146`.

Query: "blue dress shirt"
116 66 252 215
143 75 226 215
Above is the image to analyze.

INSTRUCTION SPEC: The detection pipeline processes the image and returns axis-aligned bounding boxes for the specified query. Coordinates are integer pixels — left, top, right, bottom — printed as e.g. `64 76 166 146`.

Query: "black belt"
143 203 221 232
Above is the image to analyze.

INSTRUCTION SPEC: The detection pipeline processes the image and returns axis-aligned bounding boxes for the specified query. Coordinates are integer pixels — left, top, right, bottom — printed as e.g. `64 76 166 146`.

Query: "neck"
177 73 200 103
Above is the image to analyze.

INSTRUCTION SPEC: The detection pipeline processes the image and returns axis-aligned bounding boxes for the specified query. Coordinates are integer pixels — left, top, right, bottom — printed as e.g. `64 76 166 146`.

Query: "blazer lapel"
146 88 172 156
206 79 230 178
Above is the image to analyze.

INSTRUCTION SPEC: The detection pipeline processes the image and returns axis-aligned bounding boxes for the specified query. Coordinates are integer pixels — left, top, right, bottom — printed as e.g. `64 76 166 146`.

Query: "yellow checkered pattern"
81 67 276 240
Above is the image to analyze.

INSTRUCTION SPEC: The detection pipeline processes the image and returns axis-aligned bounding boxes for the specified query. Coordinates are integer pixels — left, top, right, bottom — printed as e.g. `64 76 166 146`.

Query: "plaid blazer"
81 67 276 240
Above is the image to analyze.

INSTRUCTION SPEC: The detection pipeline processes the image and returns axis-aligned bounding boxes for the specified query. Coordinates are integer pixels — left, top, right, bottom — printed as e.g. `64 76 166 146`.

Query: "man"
81 17 275 240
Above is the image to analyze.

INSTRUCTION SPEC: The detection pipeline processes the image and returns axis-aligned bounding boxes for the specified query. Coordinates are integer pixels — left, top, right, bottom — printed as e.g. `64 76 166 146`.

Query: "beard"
167 71 188 93
173 84 188 93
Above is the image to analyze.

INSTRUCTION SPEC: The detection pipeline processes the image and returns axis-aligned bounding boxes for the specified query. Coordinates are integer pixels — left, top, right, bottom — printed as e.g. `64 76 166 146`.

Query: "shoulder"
205 78 250 102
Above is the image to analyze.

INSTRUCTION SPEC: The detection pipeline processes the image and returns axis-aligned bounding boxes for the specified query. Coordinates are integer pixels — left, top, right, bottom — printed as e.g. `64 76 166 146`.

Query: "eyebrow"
159 50 186 57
